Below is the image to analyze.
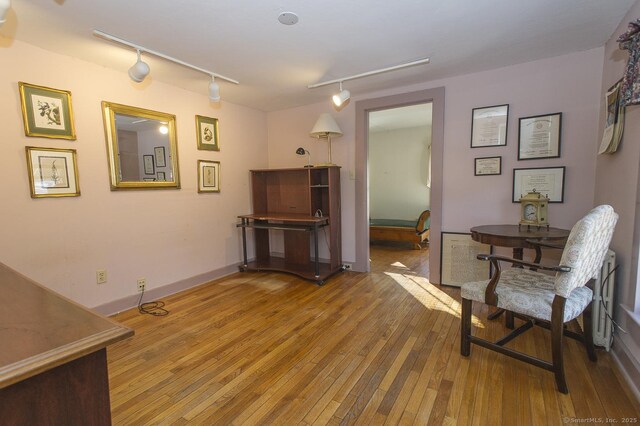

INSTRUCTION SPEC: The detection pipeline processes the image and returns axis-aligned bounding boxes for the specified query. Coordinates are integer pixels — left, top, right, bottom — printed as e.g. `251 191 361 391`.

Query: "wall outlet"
137 278 146 292
96 269 107 284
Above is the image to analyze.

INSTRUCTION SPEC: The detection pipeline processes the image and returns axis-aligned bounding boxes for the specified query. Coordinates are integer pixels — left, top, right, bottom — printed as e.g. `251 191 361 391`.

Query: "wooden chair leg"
551 297 568 394
505 311 515 329
582 301 597 362
461 298 472 356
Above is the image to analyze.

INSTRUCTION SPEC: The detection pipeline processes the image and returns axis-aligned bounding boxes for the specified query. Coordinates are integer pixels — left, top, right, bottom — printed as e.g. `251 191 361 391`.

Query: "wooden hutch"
238 166 342 284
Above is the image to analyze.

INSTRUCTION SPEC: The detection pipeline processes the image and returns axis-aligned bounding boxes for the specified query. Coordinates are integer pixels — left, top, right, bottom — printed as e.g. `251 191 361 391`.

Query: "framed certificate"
512 166 565 203
518 113 562 160
471 104 509 148
474 156 501 176
440 232 492 287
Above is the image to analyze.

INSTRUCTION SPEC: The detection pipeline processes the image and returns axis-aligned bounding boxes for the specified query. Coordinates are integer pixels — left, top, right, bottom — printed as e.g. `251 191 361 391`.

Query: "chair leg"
461 298 472 356
505 311 515 329
582 301 598 362
551 297 568 394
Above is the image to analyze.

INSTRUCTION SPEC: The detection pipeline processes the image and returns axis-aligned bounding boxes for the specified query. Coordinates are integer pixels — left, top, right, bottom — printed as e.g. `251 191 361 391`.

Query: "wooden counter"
0 261 133 424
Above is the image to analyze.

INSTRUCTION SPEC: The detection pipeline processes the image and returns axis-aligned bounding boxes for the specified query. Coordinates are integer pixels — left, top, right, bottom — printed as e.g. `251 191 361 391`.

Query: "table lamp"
310 113 342 166
296 147 313 167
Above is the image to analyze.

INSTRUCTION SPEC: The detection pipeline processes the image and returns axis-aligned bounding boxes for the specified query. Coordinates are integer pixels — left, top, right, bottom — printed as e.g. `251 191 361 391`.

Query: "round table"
470 224 570 260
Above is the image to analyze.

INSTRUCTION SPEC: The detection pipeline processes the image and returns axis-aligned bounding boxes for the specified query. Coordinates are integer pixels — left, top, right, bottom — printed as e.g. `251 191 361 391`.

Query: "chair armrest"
476 254 571 306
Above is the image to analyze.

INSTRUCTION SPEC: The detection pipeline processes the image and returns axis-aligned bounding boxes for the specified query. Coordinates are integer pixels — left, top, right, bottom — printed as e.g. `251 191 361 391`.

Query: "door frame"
354 87 445 283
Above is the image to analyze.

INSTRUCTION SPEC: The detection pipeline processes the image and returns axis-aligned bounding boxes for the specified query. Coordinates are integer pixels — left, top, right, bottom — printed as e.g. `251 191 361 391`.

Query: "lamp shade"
0 0 10 24
310 113 343 138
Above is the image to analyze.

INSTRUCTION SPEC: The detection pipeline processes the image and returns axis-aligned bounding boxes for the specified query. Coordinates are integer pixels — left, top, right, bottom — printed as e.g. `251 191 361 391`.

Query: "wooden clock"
518 189 549 229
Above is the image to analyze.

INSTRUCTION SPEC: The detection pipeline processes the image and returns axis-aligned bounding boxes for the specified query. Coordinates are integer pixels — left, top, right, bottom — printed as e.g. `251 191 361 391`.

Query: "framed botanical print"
196 115 219 151
25 147 80 198
198 160 220 193
19 82 77 140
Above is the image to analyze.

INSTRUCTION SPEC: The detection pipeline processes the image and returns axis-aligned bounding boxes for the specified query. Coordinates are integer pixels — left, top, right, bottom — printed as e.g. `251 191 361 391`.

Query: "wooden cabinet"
238 166 342 284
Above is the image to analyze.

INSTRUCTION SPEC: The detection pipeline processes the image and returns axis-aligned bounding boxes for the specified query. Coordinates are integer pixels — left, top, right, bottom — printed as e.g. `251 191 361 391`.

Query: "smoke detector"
278 12 299 25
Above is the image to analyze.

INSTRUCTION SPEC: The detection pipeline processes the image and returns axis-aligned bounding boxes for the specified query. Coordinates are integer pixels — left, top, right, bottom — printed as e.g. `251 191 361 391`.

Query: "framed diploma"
512 166 565 203
471 104 509 148
440 232 492 287
474 156 501 176
518 112 562 160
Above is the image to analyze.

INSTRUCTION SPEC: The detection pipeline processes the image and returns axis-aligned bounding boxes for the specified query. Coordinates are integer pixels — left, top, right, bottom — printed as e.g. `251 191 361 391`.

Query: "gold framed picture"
25 146 80 198
19 82 77 140
198 160 220 193
196 115 219 151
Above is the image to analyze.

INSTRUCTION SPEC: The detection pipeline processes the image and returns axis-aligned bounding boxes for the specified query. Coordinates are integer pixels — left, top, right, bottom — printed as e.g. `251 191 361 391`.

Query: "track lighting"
0 0 10 25
208 76 220 102
128 50 150 83
93 30 239 101
332 82 350 107
308 57 430 108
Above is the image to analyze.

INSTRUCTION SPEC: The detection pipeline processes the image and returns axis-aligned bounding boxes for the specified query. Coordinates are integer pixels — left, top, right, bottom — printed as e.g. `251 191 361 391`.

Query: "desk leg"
314 224 320 280
241 218 248 269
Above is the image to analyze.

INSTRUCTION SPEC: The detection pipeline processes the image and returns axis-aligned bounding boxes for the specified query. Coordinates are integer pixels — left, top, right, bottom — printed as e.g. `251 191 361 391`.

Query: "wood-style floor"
108 245 640 425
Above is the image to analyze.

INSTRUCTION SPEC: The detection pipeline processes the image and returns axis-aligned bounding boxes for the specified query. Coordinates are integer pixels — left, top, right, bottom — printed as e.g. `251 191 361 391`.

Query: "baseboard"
92 262 243 316
611 306 640 402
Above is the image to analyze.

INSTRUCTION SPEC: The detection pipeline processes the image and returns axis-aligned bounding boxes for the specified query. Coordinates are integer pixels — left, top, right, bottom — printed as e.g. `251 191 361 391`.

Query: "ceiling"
1 1 635 112
369 103 432 132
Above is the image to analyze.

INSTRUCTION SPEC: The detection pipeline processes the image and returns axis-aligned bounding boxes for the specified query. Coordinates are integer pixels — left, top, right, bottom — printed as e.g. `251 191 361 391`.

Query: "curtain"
618 18 640 107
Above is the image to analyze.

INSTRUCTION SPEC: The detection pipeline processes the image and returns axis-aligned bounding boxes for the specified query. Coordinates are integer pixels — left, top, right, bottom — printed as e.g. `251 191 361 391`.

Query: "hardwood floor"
108 245 640 425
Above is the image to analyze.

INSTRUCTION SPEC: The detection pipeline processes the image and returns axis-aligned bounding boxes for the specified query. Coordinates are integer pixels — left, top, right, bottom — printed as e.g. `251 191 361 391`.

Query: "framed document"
154 146 166 167
440 232 491 287
143 155 155 175
518 112 562 160
512 166 565 203
474 156 501 176
471 104 509 148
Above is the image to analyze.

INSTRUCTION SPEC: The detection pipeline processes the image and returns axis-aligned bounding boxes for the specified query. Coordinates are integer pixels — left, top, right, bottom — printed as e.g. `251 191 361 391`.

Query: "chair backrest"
555 205 618 297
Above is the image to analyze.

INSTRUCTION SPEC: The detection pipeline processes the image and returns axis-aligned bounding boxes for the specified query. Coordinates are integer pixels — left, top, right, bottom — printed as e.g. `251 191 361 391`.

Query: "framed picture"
157 171 166 181
198 160 220 193
512 166 565 203
154 146 166 167
440 232 492 287
518 112 562 160
474 156 502 176
25 147 80 198
196 115 219 151
471 104 509 148
19 82 76 140
143 155 155 175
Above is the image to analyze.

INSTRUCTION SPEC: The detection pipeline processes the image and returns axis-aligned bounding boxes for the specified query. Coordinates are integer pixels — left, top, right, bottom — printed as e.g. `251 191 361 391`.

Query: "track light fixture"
0 0 10 25
128 50 150 83
208 75 220 102
332 82 350 107
308 57 430 108
93 30 239 101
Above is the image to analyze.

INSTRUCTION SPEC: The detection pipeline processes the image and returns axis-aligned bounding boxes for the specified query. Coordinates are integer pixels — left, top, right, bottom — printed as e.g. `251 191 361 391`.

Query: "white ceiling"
1 0 635 112
369 103 432 132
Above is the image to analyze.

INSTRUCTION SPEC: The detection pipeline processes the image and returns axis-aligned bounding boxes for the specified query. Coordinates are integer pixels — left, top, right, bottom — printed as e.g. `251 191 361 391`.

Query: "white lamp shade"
332 89 351 107
310 113 343 138
208 79 220 102
0 0 10 24
128 58 150 83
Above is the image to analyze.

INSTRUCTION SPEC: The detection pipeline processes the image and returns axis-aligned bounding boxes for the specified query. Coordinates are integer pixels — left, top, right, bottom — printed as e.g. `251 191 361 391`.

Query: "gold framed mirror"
102 101 180 190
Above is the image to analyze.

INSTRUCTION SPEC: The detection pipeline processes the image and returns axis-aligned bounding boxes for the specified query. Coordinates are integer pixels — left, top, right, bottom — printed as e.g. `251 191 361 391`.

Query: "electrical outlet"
137 278 146 292
96 269 107 284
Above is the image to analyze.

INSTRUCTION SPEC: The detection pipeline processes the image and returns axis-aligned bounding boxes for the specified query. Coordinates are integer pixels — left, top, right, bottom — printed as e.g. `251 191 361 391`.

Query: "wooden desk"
0 262 133 424
470 224 570 260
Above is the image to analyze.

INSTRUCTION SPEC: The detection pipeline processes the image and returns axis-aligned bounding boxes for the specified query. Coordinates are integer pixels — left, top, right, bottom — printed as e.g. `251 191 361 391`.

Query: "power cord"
137 286 169 317
598 264 626 334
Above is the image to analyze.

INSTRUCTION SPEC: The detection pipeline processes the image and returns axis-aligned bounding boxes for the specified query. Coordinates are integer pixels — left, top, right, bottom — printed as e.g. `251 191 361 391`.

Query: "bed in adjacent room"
369 210 430 249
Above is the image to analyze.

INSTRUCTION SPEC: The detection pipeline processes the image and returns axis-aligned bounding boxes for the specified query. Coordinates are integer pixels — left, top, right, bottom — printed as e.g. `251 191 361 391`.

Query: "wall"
267 48 604 280
369 126 431 220
594 0 640 396
0 39 268 311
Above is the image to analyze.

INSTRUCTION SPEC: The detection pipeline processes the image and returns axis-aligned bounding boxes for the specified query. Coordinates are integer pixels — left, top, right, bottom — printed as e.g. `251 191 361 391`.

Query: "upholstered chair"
460 205 618 393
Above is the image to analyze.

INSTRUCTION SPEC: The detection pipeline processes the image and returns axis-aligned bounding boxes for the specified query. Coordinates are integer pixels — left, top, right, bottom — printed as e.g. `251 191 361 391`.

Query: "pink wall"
267 48 604 281
594 0 640 394
0 39 268 310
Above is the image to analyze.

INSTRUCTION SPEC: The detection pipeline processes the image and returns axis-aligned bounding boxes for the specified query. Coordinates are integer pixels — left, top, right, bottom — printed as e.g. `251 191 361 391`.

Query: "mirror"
102 101 180 189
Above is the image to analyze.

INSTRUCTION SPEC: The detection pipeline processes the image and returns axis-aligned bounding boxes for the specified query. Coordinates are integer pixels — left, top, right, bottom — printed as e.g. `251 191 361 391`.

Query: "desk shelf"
239 167 342 285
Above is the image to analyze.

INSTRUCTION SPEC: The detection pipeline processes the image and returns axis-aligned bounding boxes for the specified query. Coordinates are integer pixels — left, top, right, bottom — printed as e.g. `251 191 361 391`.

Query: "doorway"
354 87 445 284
